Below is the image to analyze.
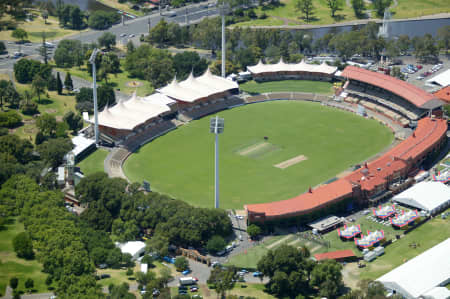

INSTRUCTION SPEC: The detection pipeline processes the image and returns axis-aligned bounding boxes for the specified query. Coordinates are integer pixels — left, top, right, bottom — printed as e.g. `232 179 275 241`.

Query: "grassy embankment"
0 219 50 296
76 148 109 176
240 79 333 94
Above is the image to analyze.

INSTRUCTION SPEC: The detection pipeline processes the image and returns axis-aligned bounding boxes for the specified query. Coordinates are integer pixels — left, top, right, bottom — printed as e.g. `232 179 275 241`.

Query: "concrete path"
0 287 55 299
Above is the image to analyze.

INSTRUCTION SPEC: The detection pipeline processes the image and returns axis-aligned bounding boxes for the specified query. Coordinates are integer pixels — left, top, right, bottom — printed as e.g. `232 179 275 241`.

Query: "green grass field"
240 80 333 94
124 101 393 209
232 0 450 27
76 149 109 176
0 219 50 296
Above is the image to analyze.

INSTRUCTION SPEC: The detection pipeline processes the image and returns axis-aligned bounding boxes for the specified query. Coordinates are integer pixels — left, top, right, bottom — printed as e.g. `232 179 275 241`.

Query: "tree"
0 41 6 54
207 266 236 298
0 111 22 128
64 72 73 91
56 72 63 95
373 0 392 17
413 34 439 63
149 19 169 47
437 25 450 54
13 232 34 259
172 51 208 80
295 0 315 23
146 234 169 257
126 40 135 53
36 113 57 137
98 32 116 50
32 75 46 104
247 224 261 239
326 0 342 18
37 137 73 168
206 235 226 253
309 260 343 296
88 10 120 30
174 257 189 272
54 39 85 68
24 278 34 291
42 9 49 24
12 28 28 44
63 111 83 132
351 0 365 18
0 80 17 109
10 277 18 290
40 32 49 64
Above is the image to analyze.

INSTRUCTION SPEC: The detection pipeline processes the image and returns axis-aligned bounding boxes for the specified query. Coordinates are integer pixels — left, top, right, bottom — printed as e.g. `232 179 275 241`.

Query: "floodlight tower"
89 48 100 145
210 116 224 209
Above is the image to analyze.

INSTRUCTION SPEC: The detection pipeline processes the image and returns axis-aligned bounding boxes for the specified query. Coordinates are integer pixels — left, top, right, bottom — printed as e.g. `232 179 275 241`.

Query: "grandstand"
247 58 337 82
341 66 444 124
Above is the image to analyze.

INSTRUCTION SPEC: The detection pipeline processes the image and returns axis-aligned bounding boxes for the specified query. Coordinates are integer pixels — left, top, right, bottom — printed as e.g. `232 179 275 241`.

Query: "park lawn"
124 101 393 209
240 80 333 94
390 0 450 19
233 0 357 27
76 148 109 176
96 268 134 287
0 14 84 43
227 283 275 299
0 219 50 296
55 62 154 97
232 17 284 27
8 77 77 142
96 0 144 16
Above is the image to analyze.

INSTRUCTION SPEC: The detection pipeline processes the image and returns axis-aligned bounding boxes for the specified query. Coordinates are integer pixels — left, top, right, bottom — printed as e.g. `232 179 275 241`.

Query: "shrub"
12 232 34 260
126 268 133 276
21 102 39 115
174 257 189 272
0 110 22 128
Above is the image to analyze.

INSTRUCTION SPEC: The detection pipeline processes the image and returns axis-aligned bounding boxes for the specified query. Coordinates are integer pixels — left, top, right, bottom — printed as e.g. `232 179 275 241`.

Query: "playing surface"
124 101 394 209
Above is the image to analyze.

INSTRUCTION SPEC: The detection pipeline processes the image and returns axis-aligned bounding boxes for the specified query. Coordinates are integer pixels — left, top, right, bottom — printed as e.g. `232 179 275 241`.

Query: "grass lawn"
390 0 450 19
0 219 50 296
55 62 154 97
96 0 144 16
240 80 333 94
232 0 450 27
0 14 85 43
96 268 133 287
227 283 275 299
9 79 77 142
124 101 393 209
76 148 109 176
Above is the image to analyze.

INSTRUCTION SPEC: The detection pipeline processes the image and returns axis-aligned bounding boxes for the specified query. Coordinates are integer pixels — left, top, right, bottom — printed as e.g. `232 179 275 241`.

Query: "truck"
179 277 196 285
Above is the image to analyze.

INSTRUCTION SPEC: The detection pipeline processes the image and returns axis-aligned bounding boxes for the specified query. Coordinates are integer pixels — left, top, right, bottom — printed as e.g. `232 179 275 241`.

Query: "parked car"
100 274 111 279
182 269 191 275
190 287 198 292
129 34 135 38
252 271 262 277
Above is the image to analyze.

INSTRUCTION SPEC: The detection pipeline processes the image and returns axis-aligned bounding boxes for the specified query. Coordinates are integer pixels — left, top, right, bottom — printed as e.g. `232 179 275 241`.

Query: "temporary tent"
117 241 146 260
392 181 450 214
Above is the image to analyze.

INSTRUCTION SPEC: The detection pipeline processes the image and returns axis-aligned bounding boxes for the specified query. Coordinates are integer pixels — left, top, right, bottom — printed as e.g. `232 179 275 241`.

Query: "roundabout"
123 100 394 209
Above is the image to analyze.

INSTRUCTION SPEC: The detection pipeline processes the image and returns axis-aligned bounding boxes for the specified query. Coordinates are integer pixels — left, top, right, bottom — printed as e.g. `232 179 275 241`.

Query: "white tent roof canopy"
426 68 450 87
247 58 338 75
157 68 239 103
117 241 146 257
392 181 450 213
88 92 171 130
377 238 450 299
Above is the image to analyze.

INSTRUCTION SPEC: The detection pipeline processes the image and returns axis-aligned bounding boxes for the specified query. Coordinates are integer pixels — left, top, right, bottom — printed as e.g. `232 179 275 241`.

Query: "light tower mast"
210 116 224 209
89 48 100 145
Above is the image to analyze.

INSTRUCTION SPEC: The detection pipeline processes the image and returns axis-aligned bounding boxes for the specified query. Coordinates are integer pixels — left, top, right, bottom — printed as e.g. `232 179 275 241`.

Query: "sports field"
124 101 393 209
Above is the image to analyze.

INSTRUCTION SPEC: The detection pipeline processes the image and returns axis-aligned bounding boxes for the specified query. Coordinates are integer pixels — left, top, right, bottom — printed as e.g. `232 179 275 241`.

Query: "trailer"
179 277 196 285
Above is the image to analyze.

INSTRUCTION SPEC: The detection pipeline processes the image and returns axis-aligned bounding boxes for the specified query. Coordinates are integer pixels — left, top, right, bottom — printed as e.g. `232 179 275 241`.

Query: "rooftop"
341 66 438 108
314 249 355 261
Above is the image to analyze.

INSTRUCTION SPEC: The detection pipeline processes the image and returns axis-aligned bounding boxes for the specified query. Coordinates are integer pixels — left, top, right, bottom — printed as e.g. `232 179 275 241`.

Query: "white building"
392 181 450 214
116 241 146 260
377 238 450 299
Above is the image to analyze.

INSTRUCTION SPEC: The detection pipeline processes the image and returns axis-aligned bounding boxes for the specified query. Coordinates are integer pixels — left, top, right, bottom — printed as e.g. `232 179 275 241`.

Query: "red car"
416 65 423 69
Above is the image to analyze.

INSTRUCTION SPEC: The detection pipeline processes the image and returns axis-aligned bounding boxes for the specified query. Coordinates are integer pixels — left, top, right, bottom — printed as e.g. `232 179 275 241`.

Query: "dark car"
100 274 111 279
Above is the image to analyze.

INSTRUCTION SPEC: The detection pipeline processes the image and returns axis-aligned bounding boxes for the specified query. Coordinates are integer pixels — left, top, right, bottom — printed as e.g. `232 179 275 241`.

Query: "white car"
163 11 177 17
120 33 127 37
129 34 135 38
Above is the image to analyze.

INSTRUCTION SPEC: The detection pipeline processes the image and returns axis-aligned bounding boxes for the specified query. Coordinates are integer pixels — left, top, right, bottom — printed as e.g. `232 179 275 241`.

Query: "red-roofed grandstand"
340 66 443 124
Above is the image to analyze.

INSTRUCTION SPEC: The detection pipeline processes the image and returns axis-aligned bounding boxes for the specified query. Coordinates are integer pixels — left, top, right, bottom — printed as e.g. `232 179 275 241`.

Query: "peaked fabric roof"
247 58 338 75
426 68 450 87
341 65 438 108
143 92 176 106
157 68 239 103
90 93 171 130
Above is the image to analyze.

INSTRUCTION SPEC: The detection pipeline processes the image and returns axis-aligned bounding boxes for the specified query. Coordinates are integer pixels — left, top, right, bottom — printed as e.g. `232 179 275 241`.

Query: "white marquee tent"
117 241 146 260
377 238 450 299
247 58 338 75
392 181 450 214
426 68 450 87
